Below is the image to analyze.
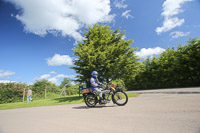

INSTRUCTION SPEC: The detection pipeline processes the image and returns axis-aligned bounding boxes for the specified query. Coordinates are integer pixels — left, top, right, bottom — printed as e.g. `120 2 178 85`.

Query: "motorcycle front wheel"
84 94 97 107
112 91 128 106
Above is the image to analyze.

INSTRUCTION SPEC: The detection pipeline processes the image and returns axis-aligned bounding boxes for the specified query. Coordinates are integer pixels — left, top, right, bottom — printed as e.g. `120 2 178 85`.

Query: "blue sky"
0 0 199 85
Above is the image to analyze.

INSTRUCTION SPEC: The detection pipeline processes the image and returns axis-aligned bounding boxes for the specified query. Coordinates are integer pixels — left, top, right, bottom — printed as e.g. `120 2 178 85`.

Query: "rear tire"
84 94 97 107
112 91 128 106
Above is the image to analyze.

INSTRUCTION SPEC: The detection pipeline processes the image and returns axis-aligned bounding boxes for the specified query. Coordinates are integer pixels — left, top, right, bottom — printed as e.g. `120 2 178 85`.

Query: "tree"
60 78 71 88
30 80 59 97
0 82 26 103
132 38 200 89
71 24 139 84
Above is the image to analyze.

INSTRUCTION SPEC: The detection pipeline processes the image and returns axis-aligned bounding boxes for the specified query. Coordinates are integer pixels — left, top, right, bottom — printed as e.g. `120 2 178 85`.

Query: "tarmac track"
0 87 200 133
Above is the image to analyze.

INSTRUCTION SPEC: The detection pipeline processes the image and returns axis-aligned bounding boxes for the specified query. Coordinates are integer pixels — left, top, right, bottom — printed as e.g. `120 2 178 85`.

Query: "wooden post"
45 86 47 99
23 88 25 102
59 86 66 97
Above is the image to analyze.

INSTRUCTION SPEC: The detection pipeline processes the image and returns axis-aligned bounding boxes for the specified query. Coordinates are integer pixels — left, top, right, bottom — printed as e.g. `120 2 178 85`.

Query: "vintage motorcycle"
82 82 128 107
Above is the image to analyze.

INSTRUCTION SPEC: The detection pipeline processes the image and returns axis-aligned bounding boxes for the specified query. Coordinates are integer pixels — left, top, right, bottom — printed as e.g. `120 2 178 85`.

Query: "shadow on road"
53 96 83 103
73 105 117 109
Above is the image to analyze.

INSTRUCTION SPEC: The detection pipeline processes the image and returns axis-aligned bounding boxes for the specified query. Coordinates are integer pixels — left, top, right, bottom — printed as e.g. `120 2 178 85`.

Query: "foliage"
0 82 26 104
60 83 80 97
0 80 80 104
1 25 199 103
65 88 78 95
30 80 60 98
131 38 200 89
111 79 126 89
60 78 71 89
71 24 139 85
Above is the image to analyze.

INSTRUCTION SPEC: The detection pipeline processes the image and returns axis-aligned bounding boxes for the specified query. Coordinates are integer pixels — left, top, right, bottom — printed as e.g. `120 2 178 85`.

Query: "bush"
112 79 126 90
29 80 60 98
130 38 200 90
0 83 26 104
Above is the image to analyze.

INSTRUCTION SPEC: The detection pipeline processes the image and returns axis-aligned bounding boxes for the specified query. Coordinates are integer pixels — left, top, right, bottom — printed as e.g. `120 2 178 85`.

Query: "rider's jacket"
90 77 101 91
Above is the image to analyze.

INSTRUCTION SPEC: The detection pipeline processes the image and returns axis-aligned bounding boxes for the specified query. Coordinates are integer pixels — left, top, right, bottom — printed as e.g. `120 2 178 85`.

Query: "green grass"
0 93 139 110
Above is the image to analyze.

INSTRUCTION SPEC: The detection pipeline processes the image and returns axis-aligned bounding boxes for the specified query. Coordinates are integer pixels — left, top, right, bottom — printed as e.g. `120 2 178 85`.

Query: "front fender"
115 87 123 92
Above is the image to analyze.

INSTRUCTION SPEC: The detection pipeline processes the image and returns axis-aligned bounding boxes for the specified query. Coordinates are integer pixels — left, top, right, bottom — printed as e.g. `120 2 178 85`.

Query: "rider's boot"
102 94 106 100
99 97 106 104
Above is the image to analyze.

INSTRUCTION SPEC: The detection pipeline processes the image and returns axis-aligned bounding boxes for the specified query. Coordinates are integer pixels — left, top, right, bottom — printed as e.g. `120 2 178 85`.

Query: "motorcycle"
82 82 128 107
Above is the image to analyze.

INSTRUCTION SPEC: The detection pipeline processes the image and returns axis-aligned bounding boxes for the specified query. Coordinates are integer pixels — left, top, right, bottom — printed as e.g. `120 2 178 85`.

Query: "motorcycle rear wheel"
112 91 128 106
84 94 97 107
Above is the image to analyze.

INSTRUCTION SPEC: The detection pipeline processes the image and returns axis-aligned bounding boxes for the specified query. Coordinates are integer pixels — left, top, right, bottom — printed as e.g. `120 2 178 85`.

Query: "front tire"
112 91 128 106
84 94 97 107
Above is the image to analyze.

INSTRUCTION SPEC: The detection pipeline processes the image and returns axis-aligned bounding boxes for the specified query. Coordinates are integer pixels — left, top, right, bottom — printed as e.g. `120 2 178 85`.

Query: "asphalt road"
0 87 200 133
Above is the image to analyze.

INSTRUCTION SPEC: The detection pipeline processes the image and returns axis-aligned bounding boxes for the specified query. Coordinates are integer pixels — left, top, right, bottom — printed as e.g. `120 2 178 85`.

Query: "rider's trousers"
93 88 106 98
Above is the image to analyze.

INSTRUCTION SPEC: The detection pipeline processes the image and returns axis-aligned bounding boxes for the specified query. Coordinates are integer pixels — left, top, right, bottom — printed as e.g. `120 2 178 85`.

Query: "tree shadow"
53 96 83 103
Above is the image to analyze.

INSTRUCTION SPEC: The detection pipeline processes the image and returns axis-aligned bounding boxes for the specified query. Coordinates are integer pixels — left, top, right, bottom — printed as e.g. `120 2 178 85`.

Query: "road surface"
0 87 200 133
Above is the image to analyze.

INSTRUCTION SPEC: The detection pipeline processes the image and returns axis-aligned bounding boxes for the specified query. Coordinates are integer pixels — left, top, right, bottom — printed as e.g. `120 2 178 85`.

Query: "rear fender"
84 92 98 101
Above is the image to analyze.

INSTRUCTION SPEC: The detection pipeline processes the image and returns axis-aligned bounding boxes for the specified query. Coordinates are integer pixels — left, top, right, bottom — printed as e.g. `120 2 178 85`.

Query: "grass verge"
0 93 139 110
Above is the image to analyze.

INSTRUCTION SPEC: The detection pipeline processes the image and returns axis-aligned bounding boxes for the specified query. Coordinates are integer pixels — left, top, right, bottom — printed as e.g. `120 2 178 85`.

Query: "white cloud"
47 54 73 66
34 74 51 81
73 41 78 46
56 74 75 79
156 17 184 34
0 80 16 83
114 0 128 9
5 0 114 41
156 0 192 34
170 31 190 39
40 74 51 79
50 71 57 74
34 72 76 85
135 47 166 59
55 74 67 79
48 77 59 84
122 10 134 19
49 74 75 84
0 70 15 78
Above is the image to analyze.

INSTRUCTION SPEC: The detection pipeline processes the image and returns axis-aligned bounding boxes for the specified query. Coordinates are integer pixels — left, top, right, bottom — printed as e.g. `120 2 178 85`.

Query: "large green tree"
71 24 139 84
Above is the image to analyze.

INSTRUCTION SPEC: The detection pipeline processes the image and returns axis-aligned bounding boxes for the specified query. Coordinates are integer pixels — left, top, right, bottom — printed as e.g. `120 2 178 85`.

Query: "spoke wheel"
113 91 128 106
85 94 97 107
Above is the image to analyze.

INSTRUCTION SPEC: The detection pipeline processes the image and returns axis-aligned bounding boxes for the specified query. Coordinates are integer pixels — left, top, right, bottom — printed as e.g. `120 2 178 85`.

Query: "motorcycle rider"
90 71 106 104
